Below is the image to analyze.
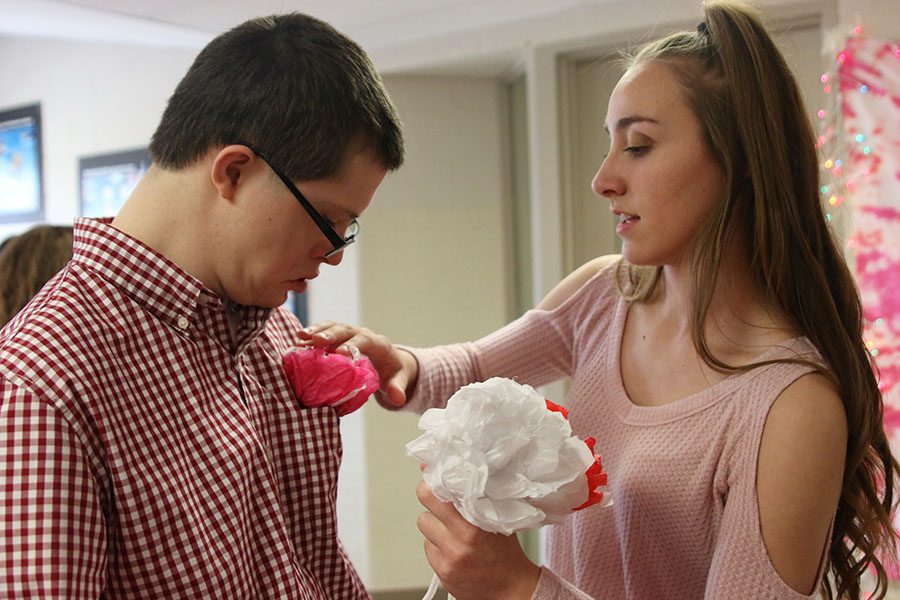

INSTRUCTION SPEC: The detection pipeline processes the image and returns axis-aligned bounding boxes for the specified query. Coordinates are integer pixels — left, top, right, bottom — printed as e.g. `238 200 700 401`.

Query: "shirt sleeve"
1 377 107 598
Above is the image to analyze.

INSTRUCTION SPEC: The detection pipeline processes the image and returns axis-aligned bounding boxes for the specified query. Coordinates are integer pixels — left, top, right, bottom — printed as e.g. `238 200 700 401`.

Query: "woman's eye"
624 146 649 156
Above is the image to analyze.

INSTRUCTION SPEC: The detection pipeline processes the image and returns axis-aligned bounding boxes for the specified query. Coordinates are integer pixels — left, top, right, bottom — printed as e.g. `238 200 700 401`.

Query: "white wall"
0 37 196 240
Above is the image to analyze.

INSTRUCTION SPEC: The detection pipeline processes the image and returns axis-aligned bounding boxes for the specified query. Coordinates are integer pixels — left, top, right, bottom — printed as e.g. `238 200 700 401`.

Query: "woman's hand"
416 480 541 600
298 321 417 407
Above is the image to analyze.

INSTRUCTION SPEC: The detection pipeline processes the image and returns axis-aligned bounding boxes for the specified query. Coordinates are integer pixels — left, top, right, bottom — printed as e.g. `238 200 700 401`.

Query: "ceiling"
1 0 627 75
2 0 827 76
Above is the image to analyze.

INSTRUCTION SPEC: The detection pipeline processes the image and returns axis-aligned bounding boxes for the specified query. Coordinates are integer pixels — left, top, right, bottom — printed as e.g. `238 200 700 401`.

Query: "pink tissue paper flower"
282 347 380 416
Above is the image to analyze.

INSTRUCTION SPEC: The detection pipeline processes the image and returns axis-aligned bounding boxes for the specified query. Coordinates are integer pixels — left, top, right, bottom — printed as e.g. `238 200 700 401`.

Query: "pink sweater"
402 263 830 599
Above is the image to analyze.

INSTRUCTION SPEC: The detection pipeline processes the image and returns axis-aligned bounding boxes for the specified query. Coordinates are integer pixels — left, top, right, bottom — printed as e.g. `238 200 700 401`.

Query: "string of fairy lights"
817 26 863 222
817 31 900 576
815 27 900 378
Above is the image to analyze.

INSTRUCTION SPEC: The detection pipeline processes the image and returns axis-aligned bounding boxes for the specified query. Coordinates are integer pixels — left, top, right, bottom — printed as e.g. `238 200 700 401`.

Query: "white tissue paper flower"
406 377 608 536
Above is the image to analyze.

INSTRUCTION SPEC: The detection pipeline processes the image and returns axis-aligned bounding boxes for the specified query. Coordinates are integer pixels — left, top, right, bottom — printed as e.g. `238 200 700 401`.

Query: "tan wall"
837 0 900 40
360 75 512 590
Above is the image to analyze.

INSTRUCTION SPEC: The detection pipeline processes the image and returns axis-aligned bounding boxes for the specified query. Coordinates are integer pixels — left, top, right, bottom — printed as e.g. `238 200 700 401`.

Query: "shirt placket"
225 300 250 407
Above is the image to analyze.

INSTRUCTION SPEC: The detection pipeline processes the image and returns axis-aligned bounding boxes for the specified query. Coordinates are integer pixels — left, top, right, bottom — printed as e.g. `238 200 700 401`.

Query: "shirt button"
176 316 190 330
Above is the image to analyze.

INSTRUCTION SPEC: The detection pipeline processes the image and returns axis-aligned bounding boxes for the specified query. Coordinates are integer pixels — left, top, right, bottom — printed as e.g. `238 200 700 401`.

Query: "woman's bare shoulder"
536 254 621 311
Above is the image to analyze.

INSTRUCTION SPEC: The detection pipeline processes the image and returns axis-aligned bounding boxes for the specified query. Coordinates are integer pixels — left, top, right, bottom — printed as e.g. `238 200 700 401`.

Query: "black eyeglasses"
239 142 359 258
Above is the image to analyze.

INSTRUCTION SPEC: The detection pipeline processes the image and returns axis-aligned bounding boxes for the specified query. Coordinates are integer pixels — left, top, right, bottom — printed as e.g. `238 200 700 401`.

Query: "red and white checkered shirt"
0 218 369 599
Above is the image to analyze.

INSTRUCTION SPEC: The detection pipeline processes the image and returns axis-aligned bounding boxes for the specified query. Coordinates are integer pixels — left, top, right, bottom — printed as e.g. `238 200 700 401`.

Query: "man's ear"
210 145 254 201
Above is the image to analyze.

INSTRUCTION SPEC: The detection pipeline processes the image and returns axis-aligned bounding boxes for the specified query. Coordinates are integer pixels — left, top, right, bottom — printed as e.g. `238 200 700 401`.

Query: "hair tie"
697 21 710 37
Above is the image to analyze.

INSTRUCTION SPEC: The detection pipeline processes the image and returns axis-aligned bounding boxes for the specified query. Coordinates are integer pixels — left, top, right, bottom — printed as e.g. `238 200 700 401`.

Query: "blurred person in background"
0 224 73 328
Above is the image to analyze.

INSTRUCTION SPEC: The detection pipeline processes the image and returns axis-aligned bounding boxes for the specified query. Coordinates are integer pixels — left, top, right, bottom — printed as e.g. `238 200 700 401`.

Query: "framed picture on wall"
0 104 43 223
80 147 151 217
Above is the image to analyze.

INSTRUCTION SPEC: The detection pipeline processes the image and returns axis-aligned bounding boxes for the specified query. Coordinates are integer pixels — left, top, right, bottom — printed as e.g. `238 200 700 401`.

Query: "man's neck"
111 162 225 297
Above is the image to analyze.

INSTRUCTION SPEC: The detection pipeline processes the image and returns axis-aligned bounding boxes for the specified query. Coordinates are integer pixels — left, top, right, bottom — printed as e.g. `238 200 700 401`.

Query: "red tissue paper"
545 398 607 511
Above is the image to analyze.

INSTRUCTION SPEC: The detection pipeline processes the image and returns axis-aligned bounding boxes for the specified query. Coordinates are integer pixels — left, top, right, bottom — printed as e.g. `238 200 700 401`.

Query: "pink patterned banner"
838 35 900 579
840 36 900 428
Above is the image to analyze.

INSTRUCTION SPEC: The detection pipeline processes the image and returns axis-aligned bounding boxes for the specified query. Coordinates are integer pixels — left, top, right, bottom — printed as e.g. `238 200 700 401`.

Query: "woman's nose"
591 155 623 199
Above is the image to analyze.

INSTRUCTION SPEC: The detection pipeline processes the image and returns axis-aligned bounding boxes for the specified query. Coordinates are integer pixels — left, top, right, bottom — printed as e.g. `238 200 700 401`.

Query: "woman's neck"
650 243 796 364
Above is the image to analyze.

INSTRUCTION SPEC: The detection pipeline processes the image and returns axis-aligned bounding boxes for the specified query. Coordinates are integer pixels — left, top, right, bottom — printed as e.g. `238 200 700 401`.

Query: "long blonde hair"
618 2 898 597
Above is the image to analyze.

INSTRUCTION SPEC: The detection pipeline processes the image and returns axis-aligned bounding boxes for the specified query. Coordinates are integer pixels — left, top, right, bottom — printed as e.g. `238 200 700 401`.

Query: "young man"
0 13 402 598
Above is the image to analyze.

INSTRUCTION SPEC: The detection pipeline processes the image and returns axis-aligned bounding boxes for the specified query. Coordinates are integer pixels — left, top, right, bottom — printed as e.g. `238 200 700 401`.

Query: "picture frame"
79 147 151 217
0 103 44 223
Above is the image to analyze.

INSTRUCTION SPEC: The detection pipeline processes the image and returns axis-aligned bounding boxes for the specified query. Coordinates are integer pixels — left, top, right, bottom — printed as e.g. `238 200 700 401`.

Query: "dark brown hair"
0 225 73 328
619 1 898 597
149 13 404 180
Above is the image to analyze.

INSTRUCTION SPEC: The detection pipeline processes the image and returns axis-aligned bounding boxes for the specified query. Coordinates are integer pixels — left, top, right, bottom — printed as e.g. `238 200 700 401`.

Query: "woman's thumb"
384 373 409 407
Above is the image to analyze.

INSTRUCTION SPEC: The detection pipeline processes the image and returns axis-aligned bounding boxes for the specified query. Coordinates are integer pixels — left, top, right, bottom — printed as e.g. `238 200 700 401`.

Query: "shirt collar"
72 218 271 351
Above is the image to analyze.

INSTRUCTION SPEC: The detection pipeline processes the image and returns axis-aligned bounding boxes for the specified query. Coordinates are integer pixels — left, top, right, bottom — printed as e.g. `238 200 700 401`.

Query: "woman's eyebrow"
604 115 660 134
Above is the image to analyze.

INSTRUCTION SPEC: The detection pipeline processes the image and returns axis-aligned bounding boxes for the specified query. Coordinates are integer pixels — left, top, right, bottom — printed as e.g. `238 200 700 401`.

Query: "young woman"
302 1 899 597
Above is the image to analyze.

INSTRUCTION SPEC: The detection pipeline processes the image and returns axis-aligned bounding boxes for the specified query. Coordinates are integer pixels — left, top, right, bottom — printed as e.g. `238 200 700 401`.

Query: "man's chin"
287 279 308 294
226 290 285 309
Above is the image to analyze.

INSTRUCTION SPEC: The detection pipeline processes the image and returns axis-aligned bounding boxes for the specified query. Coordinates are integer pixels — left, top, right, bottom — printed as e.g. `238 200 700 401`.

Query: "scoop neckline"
608 294 807 426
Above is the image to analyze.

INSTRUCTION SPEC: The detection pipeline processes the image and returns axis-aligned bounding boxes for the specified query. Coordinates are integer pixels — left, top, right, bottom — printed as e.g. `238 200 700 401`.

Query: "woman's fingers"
381 369 410 406
417 505 448 547
299 321 351 345
415 481 533 598
300 323 387 357
298 322 414 407
416 481 472 536
416 483 458 563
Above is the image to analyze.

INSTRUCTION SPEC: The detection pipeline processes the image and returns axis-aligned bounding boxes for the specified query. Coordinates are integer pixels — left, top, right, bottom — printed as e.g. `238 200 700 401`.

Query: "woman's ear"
210 145 254 201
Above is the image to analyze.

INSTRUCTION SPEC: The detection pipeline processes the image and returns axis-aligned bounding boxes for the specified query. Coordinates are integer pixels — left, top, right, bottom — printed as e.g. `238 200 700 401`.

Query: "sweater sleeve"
703 487 823 599
399 304 576 414
703 364 825 599
395 261 623 415
531 567 598 600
